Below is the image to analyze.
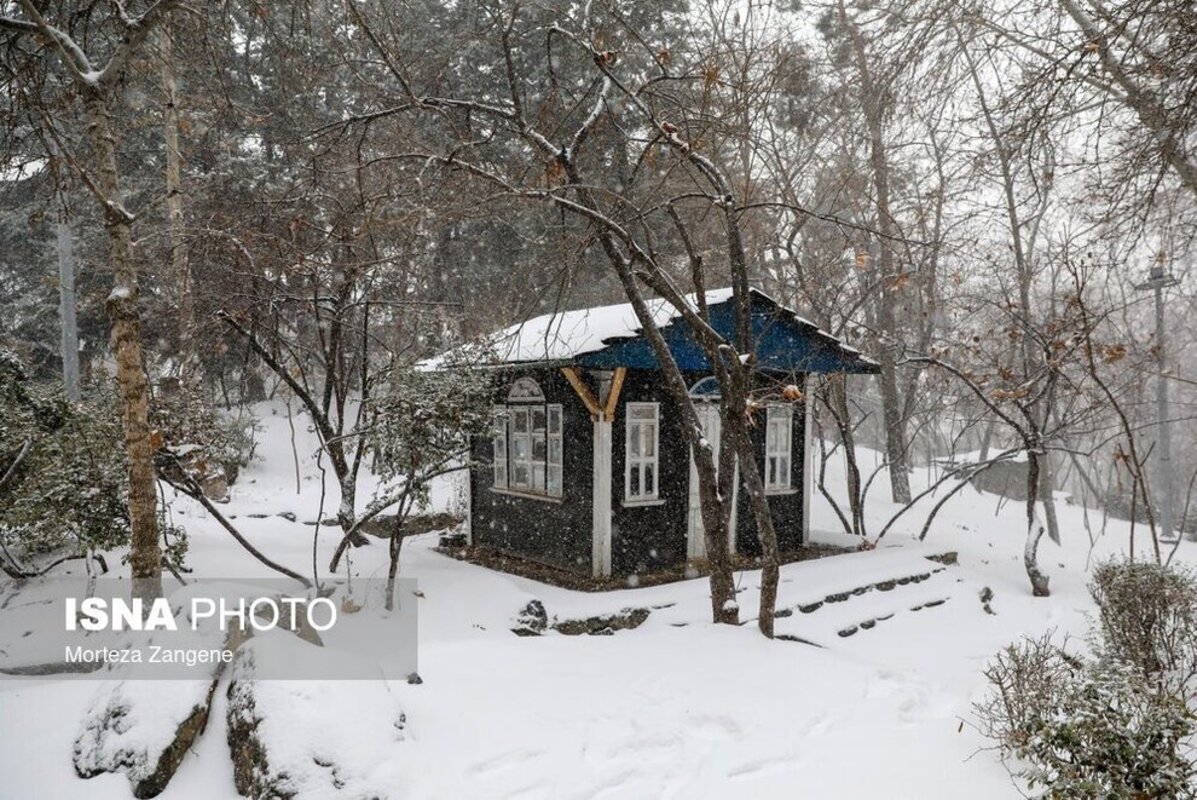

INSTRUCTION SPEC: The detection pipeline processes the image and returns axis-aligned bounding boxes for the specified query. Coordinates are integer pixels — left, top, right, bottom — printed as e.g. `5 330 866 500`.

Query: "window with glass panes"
492 379 562 499
625 403 660 502
765 404 793 492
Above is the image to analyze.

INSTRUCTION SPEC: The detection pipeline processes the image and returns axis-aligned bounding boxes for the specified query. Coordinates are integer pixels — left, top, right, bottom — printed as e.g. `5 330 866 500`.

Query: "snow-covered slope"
0 401 1186 799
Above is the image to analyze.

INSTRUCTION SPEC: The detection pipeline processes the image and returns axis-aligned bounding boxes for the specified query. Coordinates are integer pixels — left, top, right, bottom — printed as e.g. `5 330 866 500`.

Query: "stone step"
773 568 957 643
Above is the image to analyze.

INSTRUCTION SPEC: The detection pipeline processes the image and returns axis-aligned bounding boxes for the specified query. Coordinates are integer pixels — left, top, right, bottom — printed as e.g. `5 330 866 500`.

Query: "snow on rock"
74 677 221 798
510 599 548 636
225 633 407 799
72 584 246 797
510 598 653 636
551 606 651 636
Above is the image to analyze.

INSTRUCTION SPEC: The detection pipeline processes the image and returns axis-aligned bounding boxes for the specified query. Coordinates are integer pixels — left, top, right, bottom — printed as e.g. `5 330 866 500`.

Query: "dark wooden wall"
610 370 807 574
734 392 807 558
609 369 695 575
470 366 808 578
469 366 594 571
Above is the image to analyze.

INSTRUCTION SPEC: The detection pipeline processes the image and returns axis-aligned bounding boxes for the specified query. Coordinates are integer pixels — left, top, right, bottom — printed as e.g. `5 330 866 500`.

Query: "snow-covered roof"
452 289 734 366
424 287 878 374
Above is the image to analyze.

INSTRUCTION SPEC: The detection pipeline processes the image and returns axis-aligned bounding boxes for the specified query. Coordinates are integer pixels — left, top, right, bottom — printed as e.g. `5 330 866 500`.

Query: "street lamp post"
1135 263 1181 542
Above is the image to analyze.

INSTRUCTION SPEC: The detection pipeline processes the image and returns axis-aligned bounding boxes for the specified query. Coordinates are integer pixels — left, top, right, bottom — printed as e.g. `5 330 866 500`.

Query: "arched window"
688 376 721 400
492 377 562 499
508 377 546 402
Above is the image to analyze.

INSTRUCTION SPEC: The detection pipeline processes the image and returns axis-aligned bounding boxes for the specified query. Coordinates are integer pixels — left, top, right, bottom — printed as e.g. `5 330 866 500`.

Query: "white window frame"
547 404 563 498
765 404 794 493
490 378 563 502
491 405 508 489
509 406 537 491
624 402 660 505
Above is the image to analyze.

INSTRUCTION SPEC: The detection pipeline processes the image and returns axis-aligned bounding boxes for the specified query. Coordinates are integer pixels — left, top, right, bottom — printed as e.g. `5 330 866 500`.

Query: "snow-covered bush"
151 380 256 482
975 633 1082 751
362 364 492 606
1018 660 1192 798
977 564 1197 798
1090 559 1197 700
367 365 493 507
0 352 129 575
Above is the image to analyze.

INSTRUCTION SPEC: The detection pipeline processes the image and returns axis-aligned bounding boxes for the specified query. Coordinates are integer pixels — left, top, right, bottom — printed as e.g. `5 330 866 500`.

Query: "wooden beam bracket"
603 367 627 422
560 367 603 420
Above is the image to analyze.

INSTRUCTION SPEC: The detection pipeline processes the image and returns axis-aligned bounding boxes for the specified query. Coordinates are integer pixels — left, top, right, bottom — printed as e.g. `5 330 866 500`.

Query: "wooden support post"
592 417 613 578
560 365 620 578
802 375 814 544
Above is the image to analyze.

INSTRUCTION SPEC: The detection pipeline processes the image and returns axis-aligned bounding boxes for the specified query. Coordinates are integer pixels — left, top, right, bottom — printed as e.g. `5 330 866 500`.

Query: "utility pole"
1136 261 1180 541
56 216 81 403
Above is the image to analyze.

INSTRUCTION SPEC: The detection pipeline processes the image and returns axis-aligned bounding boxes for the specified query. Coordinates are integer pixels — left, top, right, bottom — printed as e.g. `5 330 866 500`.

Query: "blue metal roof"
576 289 878 375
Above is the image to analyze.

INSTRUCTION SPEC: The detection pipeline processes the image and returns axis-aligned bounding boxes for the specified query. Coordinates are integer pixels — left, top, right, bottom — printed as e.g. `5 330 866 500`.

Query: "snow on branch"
11 0 94 79
6 0 182 91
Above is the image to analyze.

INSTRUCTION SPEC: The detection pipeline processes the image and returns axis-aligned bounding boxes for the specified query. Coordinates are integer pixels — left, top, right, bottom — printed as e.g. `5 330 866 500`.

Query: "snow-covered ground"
0 401 1185 798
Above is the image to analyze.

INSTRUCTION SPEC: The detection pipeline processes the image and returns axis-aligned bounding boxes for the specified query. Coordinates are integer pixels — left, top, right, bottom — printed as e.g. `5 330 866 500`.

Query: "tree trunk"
877 350 911 504
611 267 737 625
718 361 785 637
962 32 1061 564
1024 522 1050 597
559 149 739 626
838 0 912 505
386 512 406 612
86 90 162 600
1039 450 1062 545
696 417 739 625
160 26 195 382
830 375 865 535
727 405 780 639
338 475 359 537
715 164 783 636
1024 449 1051 596
56 218 80 403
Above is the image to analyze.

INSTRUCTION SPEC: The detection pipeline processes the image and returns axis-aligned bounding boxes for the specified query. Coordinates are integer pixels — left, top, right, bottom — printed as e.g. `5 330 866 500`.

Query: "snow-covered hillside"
0 402 1185 799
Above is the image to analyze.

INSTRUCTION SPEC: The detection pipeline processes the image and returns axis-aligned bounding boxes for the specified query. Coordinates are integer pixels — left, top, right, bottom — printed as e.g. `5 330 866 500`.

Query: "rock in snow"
73 677 220 798
510 599 548 636
72 585 247 797
226 634 407 799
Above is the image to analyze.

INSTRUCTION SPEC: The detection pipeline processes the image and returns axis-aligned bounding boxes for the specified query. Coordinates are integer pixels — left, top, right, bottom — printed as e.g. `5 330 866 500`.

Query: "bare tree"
327 0 867 634
1 0 187 599
833 0 915 504
955 23 1064 546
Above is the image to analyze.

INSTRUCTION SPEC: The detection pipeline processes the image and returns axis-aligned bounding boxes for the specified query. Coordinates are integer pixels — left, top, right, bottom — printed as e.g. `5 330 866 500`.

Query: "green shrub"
1091 559 1197 700
1027 660 1192 798
977 561 1197 797
1 353 130 572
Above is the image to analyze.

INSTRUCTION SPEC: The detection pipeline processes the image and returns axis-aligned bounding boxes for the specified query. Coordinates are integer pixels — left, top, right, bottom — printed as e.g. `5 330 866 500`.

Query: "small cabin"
448 288 877 580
